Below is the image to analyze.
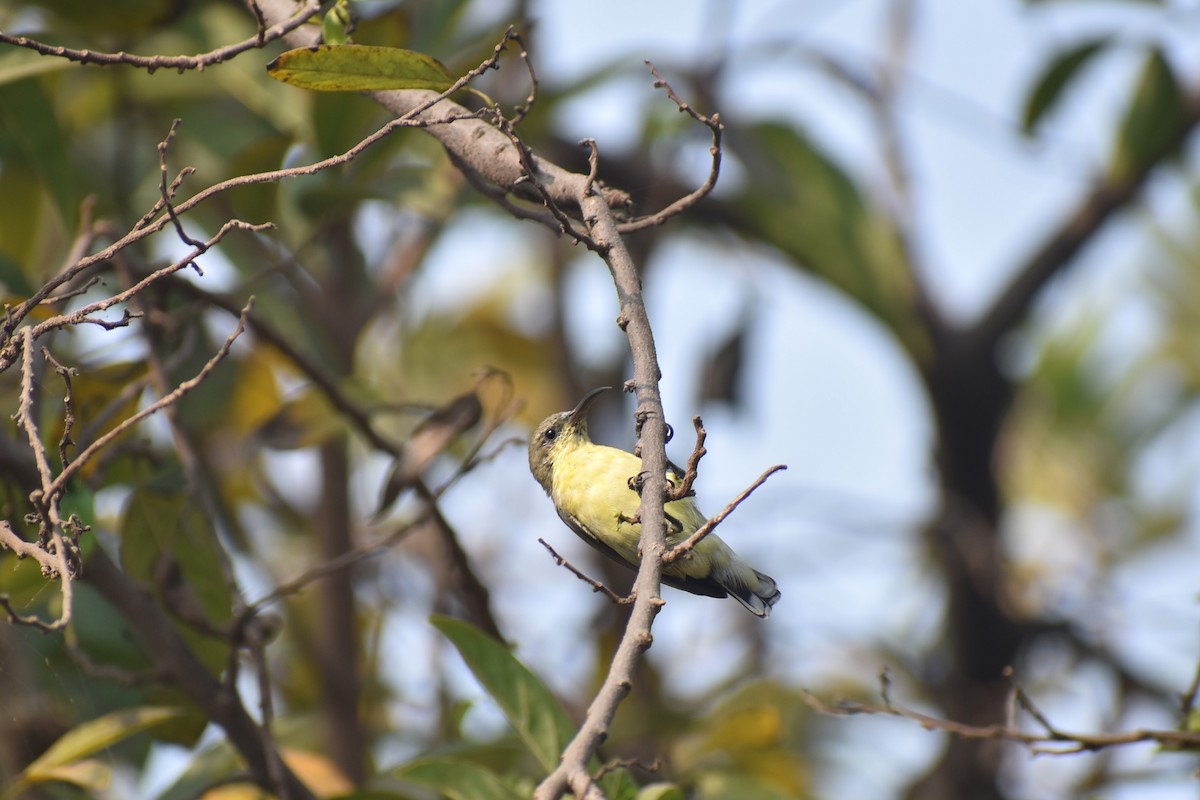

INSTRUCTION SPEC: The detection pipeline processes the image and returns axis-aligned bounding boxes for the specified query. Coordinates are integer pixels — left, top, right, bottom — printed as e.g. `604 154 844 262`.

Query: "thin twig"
798 687 1200 754
533 124 672 800
506 30 539 126
663 464 786 563
616 62 724 234
2 329 75 631
157 120 207 259
244 518 423 617
580 138 600 199
667 415 706 501
538 538 634 606
0 32 513 358
494 110 589 242
594 756 660 781
40 348 78 470
44 300 254 502
0 0 322 74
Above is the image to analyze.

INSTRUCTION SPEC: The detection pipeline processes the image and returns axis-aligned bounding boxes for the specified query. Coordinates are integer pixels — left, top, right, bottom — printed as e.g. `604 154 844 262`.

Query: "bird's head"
528 386 610 493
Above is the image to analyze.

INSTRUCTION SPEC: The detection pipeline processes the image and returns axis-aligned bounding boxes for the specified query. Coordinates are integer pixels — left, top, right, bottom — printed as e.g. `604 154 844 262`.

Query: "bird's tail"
723 569 780 618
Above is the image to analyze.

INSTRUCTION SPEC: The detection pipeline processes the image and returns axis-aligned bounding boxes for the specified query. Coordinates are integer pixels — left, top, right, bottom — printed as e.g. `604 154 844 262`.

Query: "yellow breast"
550 441 730 580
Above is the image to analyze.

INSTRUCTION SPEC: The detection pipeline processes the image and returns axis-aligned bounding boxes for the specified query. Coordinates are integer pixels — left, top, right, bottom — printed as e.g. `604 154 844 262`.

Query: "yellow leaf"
267 44 454 93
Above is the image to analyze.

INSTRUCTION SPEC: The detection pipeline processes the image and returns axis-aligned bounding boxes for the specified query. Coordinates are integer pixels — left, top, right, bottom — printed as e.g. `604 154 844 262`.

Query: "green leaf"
120 487 234 677
1022 38 1109 133
390 757 525 800
0 77 78 231
0 49 73 88
267 44 454 92
1111 49 1187 180
728 122 927 360
14 707 182 792
431 616 575 773
322 0 354 46
637 784 687 800
121 488 234 630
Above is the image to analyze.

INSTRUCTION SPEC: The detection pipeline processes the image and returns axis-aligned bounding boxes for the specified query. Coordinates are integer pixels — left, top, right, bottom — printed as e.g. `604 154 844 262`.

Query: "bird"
528 387 780 617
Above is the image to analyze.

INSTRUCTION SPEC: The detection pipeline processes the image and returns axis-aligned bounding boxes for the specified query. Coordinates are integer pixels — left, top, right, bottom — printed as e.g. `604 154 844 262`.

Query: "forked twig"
663 464 787 563
0 0 322 74
538 538 635 606
616 62 724 234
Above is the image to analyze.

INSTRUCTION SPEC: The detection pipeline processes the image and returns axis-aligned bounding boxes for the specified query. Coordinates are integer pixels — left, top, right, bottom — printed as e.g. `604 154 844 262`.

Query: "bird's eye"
543 426 558 442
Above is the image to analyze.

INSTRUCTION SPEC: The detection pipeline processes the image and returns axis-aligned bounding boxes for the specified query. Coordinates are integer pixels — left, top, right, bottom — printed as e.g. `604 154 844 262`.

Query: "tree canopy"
1 1 1199 799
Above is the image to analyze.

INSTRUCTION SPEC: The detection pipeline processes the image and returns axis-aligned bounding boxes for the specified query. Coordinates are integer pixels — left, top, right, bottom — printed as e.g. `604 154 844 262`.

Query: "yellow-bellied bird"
528 387 780 617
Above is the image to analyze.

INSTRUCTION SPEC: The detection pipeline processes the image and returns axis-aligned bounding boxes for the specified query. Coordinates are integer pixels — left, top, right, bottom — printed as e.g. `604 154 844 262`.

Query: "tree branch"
538 538 634 606
83 547 316 800
615 62 724 234
663 464 787 563
0 0 321 73
533 147 671 800
252 0 630 218
799 686 1200 754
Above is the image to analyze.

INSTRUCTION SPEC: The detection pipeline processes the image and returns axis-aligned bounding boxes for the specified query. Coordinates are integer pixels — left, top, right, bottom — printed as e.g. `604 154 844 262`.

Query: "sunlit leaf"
0 49 73 88
15 707 182 791
201 749 354 799
431 616 575 773
228 347 284 436
267 44 454 92
636 784 687 800
17 759 110 792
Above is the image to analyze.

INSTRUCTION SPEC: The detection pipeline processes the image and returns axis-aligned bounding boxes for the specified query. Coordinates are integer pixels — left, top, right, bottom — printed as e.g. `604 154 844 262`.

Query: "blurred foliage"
0 0 1198 799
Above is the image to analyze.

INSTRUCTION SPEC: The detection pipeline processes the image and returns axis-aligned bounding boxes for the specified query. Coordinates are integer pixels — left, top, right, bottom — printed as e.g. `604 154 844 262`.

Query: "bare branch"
157 120 207 260
17 329 56 495
533 138 672 800
0 0 322 73
491 110 591 242
40 348 78 470
246 520 421 617
667 415 706 502
1 330 76 631
798 686 1200 754
44 299 254 503
538 538 635 606
0 34 516 357
616 62 724 234
16 221 263 358
663 464 787 563
506 33 539 126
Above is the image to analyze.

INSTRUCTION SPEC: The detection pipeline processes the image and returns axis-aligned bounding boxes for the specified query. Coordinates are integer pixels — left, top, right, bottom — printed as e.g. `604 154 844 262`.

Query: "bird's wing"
556 508 632 569
555 509 728 599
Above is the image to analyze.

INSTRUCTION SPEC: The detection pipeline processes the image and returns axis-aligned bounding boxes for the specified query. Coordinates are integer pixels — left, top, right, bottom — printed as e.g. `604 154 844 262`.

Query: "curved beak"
567 386 611 425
